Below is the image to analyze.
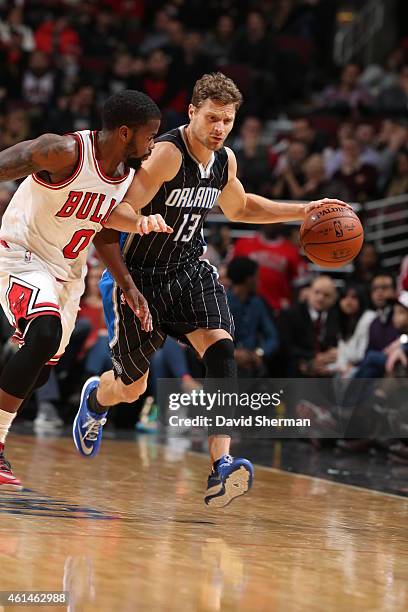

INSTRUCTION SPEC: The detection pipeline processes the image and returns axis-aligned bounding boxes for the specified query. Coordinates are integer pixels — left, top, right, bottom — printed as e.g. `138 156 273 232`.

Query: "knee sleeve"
0 316 62 399
25 316 63 362
202 339 237 379
203 339 237 437
32 365 52 391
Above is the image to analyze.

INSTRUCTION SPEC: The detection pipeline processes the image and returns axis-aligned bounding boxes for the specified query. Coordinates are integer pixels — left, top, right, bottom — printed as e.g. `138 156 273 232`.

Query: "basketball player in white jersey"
0 90 173 490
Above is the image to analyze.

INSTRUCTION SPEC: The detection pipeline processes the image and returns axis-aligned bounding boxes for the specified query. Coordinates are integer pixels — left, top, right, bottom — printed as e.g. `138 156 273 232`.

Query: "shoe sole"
205 465 253 509
73 376 100 457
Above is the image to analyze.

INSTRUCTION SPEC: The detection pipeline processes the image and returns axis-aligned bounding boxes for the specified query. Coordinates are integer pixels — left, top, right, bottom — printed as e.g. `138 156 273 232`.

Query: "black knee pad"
32 365 52 390
25 315 63 363
202 338 237 379
0 317 62 399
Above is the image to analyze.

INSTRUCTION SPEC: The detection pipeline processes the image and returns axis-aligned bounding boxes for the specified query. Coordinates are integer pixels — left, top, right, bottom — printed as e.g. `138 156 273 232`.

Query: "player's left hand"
303 198 353 218
136 214 173 235
121 285 153 332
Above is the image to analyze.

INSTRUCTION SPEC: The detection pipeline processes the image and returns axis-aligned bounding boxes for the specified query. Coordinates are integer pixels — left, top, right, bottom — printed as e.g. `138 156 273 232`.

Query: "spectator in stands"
324 120 354 178
349 242 383 288
365 273 398 353
48 85 98 134
162 19 185 63
179 30 214 96
272 140 307 200
318 62 372 113
354 291 407 379
332 137 378 203
291 118 327 155
203 225 232 269
21 50 58 110
80 9 120 61
231 223 304 311
234 116 273 196
334 283 376 376
280 275 339 376
140 48 186 128
375 64 408 116
284 153 351 201
139 8 173 56
384 147 408 197
0 6 35 53
226 257 279 376
104 53 139 96
386 292 408 363
0 109 30 149
233 11 272 70
375 119 408 191
203 14 235 66
355 123 382 170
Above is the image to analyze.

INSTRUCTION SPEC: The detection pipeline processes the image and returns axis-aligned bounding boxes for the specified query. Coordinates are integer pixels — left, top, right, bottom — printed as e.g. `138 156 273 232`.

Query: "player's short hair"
191 72 243 110
102 90 161 130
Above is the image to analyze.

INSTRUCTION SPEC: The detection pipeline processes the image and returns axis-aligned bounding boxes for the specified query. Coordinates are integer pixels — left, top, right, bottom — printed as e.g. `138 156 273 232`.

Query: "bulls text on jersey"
56 190 117 224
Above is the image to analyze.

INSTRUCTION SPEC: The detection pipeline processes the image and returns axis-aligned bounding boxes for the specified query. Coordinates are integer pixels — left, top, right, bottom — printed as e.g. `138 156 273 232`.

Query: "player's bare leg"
97 370 149 406
73 369 149 457
186 328 254 508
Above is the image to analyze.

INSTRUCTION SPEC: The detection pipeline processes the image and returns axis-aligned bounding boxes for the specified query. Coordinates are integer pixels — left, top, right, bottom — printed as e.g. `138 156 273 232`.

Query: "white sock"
0 408 17 444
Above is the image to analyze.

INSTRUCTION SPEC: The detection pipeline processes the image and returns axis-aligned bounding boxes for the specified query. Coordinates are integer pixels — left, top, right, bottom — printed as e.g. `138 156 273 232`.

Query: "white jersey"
0 130 134 281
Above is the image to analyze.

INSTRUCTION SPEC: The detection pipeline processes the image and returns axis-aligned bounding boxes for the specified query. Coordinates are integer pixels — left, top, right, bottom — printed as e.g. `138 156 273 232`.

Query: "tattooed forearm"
0 140 40 181
0 133 77 182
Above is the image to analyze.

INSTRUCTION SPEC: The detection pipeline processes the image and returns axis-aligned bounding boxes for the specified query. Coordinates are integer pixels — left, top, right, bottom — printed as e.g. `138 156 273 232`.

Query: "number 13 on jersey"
173 214 201 242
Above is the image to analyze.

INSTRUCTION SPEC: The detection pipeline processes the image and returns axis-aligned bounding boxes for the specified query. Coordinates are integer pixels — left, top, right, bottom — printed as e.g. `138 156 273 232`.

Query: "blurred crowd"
0 0 408 458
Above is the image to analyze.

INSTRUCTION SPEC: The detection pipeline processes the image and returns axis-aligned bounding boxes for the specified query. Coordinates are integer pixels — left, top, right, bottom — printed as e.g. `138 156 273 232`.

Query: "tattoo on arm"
0 134 76 182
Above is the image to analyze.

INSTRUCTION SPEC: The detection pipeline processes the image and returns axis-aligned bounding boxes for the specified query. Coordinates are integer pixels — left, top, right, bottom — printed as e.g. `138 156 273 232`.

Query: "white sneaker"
34 402 63 430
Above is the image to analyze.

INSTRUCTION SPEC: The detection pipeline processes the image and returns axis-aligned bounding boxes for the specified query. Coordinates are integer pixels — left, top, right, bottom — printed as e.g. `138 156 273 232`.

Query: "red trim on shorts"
32 133 84 190
24 310 61 322
91 131 130 184
0 240 10 249
32 302 61 310
46 354 62 366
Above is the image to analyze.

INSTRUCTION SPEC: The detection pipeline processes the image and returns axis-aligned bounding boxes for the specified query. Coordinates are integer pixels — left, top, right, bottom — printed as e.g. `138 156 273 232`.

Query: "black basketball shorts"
100 260 234 384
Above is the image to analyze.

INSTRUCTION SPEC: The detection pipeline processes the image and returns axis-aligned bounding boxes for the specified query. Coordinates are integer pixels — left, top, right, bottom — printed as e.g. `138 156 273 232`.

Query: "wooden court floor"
0 434 407 612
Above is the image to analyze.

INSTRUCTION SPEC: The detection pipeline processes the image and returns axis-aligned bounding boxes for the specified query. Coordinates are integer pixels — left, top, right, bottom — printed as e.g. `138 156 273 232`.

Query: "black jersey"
120 125 229 275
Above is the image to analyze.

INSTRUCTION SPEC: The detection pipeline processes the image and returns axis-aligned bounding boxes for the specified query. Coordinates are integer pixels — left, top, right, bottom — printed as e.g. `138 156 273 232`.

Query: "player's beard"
126 156 143 172
126 157 144 172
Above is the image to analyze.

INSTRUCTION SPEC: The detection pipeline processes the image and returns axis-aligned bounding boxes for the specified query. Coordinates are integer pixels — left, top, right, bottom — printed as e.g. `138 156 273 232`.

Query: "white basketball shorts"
0 241 85 365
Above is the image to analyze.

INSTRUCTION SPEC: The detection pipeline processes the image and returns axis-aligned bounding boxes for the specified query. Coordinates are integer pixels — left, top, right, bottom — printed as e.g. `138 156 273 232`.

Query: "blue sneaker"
73 377 107 458
204 454 254 508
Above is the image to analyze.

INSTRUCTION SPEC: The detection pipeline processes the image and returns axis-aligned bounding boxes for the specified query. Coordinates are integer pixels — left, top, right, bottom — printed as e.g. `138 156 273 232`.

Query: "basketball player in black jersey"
73 73 351 508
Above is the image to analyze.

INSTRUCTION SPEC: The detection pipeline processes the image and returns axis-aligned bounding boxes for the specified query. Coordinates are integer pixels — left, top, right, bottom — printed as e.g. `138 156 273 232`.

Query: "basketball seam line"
303 232 363 246
301 215 360 239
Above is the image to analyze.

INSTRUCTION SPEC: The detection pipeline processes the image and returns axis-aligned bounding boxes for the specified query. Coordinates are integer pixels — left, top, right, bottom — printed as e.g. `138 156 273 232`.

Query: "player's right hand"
121 285 153 332
136 214 173 235
302 198 353 217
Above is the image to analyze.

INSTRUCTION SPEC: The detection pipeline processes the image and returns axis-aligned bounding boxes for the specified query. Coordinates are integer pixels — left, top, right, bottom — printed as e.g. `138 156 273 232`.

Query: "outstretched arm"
218 148 350 223
93 229 153 332
0 133 78 182
104 202 173 235
119 141 182 211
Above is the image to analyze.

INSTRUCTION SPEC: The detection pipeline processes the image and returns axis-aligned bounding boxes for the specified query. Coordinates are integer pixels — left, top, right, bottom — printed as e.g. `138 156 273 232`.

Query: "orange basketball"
300 203 364 268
